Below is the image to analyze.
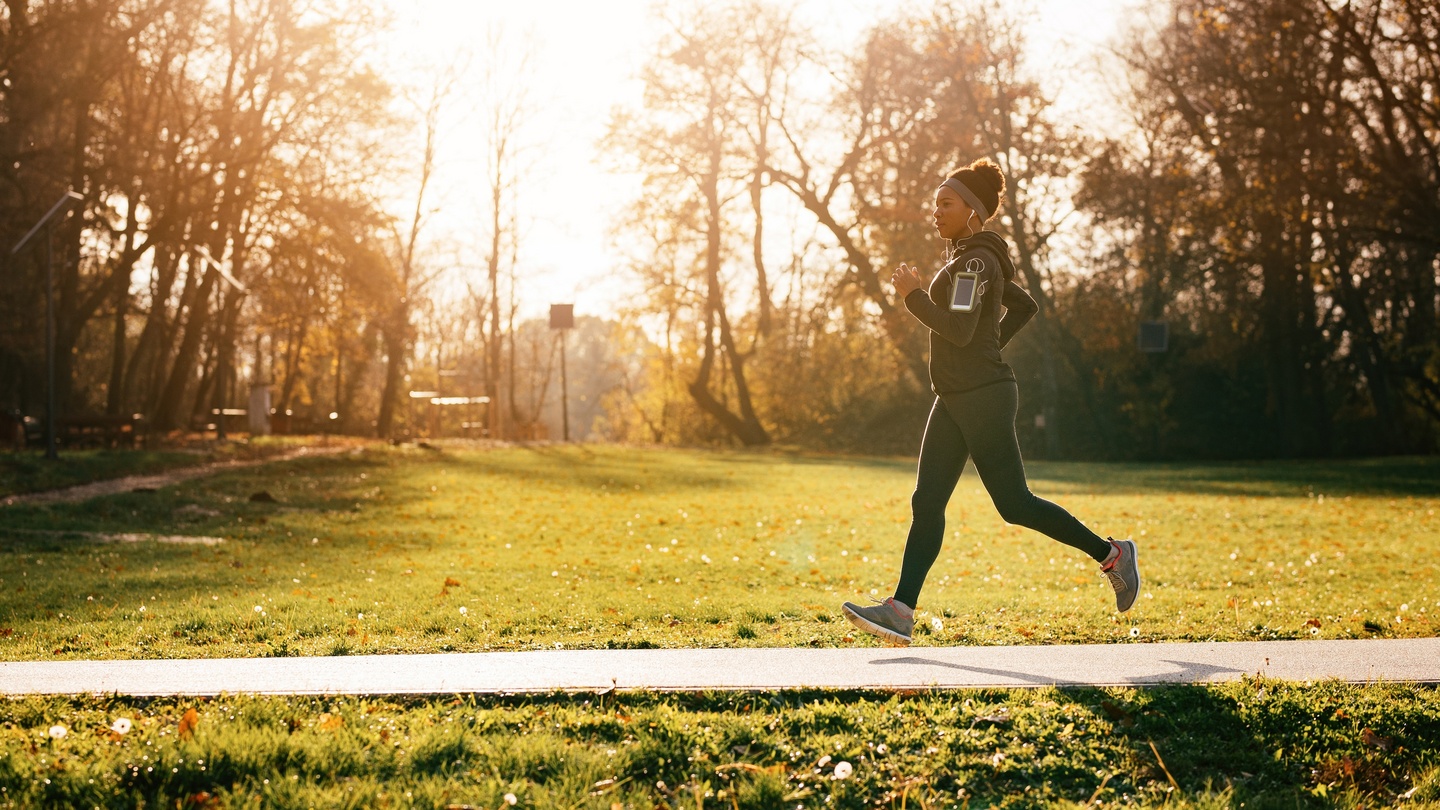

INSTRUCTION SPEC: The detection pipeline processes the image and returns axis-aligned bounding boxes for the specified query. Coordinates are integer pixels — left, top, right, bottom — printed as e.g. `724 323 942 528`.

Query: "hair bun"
945 157 1007 221
966 157 1006 198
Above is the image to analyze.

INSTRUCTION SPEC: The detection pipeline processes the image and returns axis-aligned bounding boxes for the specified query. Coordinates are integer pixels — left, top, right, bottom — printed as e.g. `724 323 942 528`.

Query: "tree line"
598 0 1440 459
0 0 574 441
3 0 1435 458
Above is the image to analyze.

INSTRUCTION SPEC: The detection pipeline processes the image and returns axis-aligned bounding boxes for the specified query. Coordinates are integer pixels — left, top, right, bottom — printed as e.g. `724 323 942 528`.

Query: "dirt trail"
0 444 359 507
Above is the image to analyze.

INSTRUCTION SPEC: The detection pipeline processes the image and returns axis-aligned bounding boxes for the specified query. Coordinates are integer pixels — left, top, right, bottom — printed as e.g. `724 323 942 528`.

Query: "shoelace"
1101 547 1127 593
1103 568 1126 593
866 596 913 622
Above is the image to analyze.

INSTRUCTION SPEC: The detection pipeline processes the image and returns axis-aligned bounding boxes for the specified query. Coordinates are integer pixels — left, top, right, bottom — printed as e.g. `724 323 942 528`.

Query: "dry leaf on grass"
177 708 199 740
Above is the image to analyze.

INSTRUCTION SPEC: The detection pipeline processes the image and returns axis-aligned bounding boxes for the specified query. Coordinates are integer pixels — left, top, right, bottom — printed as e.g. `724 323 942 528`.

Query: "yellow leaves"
177 708 199 740
318 713 344 731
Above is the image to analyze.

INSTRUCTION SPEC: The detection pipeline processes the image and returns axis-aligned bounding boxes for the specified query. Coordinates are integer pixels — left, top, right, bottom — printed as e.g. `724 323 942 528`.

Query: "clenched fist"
891 263 925 299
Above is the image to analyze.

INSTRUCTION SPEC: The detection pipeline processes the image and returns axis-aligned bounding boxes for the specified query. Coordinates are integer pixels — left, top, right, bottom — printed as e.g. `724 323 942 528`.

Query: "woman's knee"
993 491 1039 527
911 488 948 520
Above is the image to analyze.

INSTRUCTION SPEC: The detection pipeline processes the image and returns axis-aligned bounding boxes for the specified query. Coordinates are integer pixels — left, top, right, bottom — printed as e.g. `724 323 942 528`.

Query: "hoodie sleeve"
997 279 1038 348
903 248 1000 348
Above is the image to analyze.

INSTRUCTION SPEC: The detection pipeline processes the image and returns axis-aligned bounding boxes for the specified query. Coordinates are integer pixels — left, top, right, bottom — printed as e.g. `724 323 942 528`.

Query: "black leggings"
894 382 1110 608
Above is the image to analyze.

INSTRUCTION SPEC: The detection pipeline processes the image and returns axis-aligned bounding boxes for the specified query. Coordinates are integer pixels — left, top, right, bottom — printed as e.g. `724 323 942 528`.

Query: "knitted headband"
941 177 991 221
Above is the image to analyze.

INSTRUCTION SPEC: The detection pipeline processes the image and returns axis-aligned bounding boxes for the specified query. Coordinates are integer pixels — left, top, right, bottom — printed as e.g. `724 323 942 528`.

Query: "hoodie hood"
956 231 1018 283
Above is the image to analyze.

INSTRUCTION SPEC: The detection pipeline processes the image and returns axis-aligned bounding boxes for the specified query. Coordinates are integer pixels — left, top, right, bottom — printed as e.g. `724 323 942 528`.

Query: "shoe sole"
841 604 911 647
1116 539 1140 613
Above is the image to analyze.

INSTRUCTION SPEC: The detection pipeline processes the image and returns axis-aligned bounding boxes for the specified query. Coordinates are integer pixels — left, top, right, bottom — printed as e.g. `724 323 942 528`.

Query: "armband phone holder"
950 256 988 312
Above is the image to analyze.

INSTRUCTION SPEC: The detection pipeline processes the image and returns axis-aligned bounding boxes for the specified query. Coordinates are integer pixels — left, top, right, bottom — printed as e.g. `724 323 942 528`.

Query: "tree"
604 2 795 446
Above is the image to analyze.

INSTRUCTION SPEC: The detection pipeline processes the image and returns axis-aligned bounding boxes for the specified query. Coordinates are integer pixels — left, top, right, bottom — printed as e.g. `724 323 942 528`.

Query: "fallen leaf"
444 577 461 588
1361 728 1394 751
1101 700 1136 727
177 708 199 740
973 706 1011 726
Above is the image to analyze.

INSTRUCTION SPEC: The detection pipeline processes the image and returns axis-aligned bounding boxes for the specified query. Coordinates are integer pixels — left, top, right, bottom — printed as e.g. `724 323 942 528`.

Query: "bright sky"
382 0 1136 322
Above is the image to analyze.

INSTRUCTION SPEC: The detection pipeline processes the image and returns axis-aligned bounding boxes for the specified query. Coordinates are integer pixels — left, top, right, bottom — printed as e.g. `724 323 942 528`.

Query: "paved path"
0 444 360 507
3 638 1436 696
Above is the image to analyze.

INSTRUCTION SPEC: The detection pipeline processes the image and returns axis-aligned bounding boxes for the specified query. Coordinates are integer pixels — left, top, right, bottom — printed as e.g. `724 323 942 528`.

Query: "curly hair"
945 157 1006 222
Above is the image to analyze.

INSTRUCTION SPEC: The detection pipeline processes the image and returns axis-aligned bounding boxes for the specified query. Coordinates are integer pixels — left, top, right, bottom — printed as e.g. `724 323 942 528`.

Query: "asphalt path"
2 638 1436 696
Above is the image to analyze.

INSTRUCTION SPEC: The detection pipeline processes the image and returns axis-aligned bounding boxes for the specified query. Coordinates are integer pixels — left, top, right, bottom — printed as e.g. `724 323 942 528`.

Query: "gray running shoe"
841 597 914 646
1102 538 1140 612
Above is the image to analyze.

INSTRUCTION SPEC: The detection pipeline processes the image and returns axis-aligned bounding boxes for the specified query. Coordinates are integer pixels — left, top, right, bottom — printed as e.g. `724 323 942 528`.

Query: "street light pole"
10 190 84 461
549 304 574 442
559 331 569 442
44 223 56 459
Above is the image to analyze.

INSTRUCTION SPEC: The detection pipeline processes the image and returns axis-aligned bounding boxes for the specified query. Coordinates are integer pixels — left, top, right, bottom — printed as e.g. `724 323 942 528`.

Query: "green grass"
0 445 1436 659
2 679 1438 809
0 436 327 498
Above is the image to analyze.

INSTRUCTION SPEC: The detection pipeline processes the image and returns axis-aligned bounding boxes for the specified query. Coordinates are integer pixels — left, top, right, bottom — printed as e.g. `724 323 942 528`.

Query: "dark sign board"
1138 321 1169 353
550 304 574 330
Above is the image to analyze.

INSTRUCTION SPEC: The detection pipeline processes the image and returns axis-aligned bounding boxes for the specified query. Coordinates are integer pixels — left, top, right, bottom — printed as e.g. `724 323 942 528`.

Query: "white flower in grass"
1130 627 1140 638
504 793 518 806
47 725 66 739
458 606 468 616
930 617 943 633
111 718 132 735
832 761 853 780
138 605 146 613
253 605 264 614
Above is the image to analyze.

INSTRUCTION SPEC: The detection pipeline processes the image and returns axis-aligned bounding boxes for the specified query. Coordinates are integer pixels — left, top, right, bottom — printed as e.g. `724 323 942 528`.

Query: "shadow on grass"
1023 456 1440 498
440 444 739 494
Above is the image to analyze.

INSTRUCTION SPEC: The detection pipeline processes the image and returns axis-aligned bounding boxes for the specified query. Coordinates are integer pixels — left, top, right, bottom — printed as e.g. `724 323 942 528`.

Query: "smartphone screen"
950 272 978 312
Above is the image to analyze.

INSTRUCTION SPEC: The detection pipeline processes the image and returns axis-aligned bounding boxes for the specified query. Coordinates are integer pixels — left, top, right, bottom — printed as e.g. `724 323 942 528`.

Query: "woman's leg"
950 382 1112 562
893 397 971 609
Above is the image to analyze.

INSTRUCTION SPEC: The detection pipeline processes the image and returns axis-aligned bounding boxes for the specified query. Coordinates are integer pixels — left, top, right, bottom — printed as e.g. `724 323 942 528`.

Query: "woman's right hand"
891 263 925 299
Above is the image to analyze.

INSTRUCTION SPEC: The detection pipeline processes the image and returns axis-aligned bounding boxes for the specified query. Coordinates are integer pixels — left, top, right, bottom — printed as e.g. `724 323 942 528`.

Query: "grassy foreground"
2 680 1439 809
0 444 1437 659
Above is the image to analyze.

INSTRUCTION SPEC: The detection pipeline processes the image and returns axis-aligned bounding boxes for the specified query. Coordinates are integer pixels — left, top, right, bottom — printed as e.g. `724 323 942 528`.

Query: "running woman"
841 158 1140 646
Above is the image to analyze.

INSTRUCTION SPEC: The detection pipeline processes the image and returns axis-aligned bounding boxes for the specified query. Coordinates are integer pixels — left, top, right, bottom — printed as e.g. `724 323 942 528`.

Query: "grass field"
2 443 1439 809
0 443 1435 660
2 680 1438 809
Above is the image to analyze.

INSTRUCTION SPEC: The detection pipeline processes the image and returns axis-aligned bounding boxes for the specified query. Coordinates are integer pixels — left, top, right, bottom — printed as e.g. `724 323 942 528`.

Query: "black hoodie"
902 231 1038 396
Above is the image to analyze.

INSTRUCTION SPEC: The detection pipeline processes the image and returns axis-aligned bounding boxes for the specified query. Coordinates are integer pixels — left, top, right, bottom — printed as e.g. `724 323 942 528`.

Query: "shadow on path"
870 655 1247 685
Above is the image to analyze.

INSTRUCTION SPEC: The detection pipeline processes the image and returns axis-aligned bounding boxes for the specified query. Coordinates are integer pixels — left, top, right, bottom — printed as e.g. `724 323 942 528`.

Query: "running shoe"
1101 538 1140 612
841 597 914 646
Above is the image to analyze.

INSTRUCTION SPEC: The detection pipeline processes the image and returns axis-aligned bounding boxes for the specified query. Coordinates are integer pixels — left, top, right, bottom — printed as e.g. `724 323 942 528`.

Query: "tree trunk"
687 110 770 447
375 315 407 439
150 263 219 429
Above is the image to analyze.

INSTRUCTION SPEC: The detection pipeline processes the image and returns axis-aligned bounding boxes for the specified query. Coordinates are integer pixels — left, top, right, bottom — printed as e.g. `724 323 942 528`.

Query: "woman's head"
933 157 1006 241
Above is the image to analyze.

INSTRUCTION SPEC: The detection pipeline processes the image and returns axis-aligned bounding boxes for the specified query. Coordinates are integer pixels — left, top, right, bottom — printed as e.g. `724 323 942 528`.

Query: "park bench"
0 411 35 450
55 413 146 449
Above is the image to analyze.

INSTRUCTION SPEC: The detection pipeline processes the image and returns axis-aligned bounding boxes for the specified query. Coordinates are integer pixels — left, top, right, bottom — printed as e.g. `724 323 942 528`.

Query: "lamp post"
10 190 84 460
549 304 574 442
194 245 248 441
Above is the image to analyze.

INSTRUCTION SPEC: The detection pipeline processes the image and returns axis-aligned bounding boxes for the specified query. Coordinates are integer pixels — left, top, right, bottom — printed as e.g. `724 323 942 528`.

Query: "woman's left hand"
891 263 925 299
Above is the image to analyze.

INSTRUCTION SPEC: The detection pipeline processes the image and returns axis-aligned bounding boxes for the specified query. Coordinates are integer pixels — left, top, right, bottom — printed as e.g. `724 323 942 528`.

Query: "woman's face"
933 185 976 241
